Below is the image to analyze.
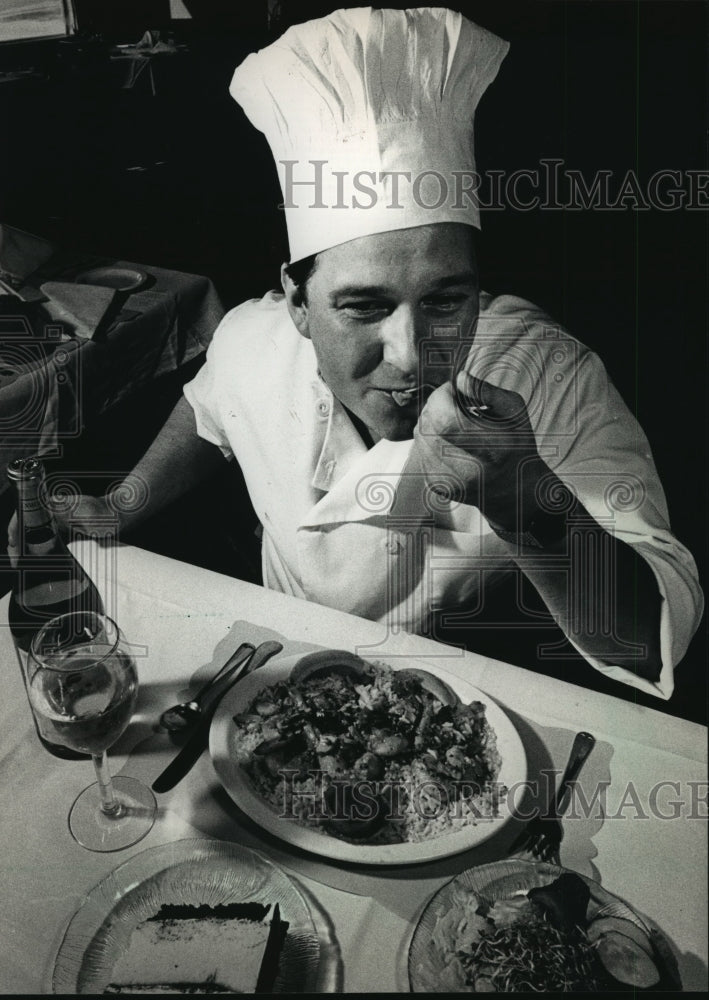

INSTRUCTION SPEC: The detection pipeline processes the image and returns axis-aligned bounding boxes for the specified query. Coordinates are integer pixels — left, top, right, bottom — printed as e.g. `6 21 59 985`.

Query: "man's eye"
423 295 469 312
341 301 387 315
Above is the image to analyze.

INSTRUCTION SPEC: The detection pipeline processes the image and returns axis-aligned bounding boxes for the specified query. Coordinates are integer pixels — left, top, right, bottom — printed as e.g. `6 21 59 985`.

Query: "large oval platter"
210 650 526 865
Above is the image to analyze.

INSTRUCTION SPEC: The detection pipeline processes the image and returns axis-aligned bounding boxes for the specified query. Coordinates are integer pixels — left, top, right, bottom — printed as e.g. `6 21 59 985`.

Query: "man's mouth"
389 388 419 408
382 383 439 408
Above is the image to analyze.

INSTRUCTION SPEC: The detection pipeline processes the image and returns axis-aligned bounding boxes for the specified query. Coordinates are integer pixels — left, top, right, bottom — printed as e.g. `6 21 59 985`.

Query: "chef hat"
230 7 509 261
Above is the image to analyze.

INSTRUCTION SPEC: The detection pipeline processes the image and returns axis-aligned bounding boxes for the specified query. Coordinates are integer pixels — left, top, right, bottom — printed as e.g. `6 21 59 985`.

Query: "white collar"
303 374 412 526
309 374 370 493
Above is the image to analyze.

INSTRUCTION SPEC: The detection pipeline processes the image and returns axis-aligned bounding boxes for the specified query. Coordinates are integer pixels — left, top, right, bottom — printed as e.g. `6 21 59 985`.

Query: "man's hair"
284 254 318 302
284 226 479 303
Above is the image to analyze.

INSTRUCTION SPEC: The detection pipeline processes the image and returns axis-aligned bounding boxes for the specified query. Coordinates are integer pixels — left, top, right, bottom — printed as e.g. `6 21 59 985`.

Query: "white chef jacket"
183 290 703 700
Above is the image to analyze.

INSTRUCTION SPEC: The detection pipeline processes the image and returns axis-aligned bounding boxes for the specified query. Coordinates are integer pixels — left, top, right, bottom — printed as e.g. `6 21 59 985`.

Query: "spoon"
152 640 284 793
235 639 284 682
159 642 255 733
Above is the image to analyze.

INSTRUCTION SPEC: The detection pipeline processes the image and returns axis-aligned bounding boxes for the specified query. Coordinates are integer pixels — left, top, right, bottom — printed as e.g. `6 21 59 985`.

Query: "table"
0 257 223 491
0 540 706 992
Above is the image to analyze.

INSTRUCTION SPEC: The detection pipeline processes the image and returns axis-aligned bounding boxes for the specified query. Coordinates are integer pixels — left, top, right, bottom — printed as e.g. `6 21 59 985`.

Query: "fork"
508 731 596 864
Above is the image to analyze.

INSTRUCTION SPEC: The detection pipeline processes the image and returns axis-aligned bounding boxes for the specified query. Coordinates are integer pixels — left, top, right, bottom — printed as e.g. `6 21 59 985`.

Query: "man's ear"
281 263 310 339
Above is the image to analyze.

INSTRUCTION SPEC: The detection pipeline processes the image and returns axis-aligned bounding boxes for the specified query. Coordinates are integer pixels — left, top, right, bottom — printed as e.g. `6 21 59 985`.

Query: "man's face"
283 222 479 442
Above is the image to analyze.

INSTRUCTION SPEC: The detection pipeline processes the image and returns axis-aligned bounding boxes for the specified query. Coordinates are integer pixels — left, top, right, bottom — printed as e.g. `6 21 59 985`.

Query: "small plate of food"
51 839 320 994
409 859 682 992
209 649 526 864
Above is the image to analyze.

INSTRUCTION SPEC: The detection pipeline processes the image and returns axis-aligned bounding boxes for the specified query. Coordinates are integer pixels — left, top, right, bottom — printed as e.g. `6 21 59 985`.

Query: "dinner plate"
51 838 320 994
210 651 526 865
74 265 147 292
408 859 681 992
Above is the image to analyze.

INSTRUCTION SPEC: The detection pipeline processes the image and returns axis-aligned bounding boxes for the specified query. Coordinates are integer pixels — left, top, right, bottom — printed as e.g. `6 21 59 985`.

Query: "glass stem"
92 753 122 817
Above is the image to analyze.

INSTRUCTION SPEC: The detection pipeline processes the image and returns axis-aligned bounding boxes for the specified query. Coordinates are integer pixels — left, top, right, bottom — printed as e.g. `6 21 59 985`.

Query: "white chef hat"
230 7 509 262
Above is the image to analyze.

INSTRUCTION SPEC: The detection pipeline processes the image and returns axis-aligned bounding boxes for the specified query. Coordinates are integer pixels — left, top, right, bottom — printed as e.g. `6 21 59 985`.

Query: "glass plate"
52 838 320 993
408 859 680 992
210 651 527 866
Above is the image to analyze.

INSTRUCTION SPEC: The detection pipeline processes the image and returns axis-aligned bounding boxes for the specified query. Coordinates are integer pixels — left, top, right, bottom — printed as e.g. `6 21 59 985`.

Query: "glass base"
68 775 156 852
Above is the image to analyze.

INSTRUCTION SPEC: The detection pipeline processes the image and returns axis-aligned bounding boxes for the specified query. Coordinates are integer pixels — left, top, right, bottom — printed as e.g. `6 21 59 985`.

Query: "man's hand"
414 372 550 532
409 372 663 678
7 494 118 567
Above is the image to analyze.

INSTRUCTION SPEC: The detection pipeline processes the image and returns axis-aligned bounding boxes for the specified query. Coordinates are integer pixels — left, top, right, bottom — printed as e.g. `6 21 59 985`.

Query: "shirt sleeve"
539 348 704 700
182 314 237 460
469 294 703 700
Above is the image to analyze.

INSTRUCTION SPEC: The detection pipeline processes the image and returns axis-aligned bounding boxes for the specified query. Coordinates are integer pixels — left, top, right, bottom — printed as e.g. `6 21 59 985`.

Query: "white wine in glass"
28 611 156 852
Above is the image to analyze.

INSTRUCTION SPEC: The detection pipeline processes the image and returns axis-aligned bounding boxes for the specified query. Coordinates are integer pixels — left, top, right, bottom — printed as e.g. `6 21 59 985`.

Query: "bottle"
7 456 104 759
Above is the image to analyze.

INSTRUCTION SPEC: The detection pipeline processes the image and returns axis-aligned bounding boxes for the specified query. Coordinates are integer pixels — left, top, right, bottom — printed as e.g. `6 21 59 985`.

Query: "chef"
19 8 703 701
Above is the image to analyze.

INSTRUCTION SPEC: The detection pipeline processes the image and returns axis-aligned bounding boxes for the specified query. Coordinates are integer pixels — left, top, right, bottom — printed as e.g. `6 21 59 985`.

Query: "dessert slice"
105 901 288 994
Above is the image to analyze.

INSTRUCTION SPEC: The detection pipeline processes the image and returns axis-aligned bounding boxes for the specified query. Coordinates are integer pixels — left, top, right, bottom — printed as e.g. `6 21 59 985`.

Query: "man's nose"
380 306 421 375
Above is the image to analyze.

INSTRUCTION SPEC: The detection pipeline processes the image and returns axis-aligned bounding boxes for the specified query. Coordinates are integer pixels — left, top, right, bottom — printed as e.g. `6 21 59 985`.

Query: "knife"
255 903 289 994
152 640 284 793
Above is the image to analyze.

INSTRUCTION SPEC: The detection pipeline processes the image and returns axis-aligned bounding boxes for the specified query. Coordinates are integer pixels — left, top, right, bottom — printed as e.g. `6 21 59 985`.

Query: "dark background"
0 1 706 720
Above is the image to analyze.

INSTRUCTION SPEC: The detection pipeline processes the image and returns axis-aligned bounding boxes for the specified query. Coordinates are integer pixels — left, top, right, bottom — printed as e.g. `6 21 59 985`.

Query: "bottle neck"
14 476 62 558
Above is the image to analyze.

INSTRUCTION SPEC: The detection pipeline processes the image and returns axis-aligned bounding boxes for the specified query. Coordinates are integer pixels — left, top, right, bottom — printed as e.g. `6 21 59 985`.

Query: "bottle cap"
6 456 43 483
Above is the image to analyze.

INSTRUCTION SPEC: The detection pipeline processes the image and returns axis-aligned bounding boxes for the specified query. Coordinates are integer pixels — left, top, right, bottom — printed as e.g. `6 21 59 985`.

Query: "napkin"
39 281 117 340
0 224 54 286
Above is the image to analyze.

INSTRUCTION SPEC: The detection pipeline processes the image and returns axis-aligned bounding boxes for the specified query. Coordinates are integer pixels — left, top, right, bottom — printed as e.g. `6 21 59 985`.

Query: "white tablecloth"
0 541 706 992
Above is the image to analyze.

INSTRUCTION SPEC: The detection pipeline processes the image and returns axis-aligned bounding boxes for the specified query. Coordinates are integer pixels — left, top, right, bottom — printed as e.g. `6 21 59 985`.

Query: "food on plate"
527 872 594 932
587 917 660 988
321 781 388 839
104 901 288 994
289 649 459 707
230 651 505 843
421 872 668 992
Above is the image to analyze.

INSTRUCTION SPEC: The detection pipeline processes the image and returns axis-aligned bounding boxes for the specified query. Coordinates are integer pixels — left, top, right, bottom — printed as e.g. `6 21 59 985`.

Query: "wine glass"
28 610 156 852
